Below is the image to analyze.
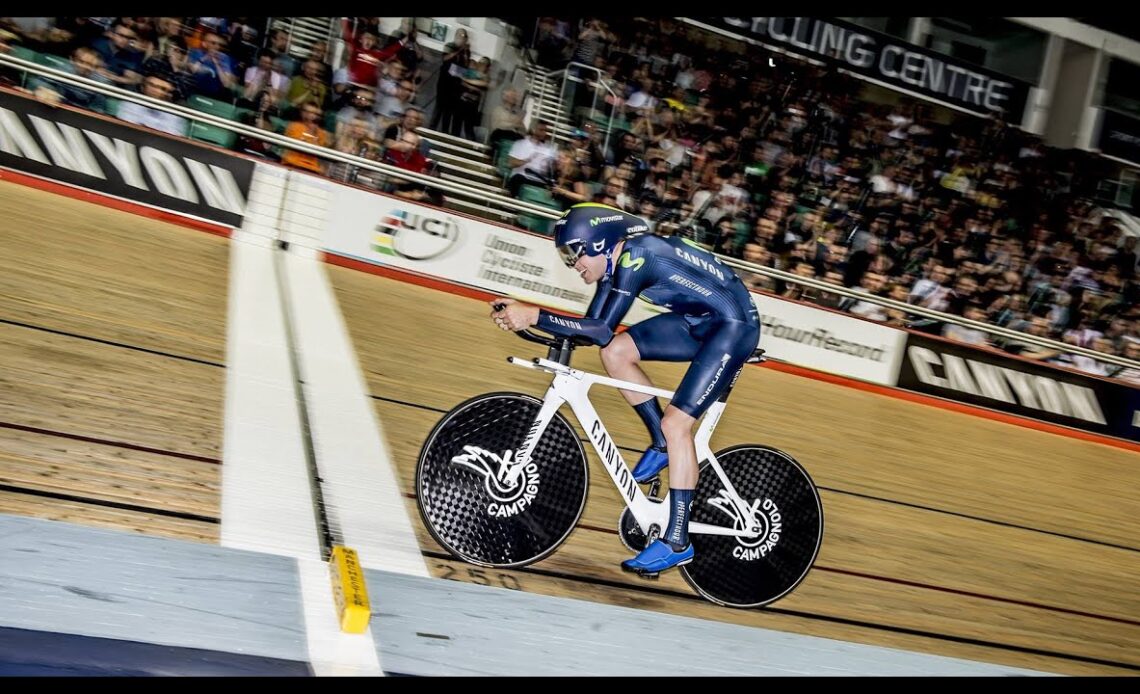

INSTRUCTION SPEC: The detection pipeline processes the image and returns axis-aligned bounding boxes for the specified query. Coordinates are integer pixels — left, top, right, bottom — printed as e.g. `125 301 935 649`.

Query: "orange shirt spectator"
282 103 331 173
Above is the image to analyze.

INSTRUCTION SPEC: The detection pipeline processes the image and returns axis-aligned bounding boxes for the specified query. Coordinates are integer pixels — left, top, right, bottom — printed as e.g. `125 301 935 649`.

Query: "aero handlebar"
492 302 590 365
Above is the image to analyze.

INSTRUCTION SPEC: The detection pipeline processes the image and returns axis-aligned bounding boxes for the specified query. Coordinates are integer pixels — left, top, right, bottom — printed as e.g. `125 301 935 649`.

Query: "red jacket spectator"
346 30 402 88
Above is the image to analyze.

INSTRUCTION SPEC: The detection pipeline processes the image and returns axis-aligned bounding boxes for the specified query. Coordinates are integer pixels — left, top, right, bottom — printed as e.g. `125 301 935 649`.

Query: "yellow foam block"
329 545 371 633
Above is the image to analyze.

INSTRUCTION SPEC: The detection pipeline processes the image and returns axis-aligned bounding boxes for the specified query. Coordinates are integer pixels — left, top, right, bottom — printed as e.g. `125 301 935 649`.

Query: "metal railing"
0 52 1136 373
549 61 617 152
268 16 338 60
0 53 563 221
720 257 1139 371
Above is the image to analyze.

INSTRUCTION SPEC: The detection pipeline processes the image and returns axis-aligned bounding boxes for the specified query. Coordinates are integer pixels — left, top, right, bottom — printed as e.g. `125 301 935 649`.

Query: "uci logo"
451 445 541 518
373 208 459 260
708 491 782 561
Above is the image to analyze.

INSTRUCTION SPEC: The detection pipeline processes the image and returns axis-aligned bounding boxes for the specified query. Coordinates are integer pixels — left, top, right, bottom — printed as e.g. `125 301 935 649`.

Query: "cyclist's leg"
598 334 654 406
667 316 761 484
623 319 760 573
603 313 698 406
671 317 762 419
613 314 701 482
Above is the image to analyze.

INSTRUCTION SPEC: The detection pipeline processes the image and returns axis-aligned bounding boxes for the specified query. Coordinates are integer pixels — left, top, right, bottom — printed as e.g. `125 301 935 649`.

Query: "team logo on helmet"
590 214 624 226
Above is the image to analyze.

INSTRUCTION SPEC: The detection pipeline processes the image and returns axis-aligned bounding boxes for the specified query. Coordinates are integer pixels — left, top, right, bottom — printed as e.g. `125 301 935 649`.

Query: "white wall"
1009 17 1140 66
1021 33 1065 135
926 22 1047 85
1046 39 1100 149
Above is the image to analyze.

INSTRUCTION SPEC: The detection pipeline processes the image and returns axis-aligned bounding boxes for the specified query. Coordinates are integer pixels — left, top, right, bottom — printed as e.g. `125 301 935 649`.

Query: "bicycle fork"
509 384 563 487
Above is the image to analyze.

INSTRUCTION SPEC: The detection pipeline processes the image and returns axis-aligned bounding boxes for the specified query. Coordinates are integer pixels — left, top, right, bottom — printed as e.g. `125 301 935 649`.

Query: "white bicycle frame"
507 355 766 540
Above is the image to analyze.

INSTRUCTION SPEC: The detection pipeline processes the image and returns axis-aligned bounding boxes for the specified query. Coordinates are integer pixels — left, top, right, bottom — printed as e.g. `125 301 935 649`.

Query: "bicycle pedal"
647 479 662 498
622 566 660 580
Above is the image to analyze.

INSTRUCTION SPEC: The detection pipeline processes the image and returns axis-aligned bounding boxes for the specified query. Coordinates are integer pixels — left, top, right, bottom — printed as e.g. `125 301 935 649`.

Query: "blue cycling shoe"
621 539 694 575
631 446 668 483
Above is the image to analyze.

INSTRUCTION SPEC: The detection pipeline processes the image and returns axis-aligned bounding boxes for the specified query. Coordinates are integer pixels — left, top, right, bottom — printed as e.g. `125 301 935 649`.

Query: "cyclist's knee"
600 333 639 369
661 407 695 441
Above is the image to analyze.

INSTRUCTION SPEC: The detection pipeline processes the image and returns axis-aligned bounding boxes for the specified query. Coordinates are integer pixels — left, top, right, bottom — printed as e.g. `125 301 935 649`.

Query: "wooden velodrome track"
1 178 1137 676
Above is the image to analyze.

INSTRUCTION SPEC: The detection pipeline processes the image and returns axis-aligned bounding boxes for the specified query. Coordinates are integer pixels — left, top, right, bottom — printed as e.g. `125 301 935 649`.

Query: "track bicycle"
415 318 824 607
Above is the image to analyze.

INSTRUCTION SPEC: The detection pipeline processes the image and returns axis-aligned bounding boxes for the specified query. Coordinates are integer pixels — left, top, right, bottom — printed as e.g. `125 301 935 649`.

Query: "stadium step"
417 127 488 152
438 172 508 195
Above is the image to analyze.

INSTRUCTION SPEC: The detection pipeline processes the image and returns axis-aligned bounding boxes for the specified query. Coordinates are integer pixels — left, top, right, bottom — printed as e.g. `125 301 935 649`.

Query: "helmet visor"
557 240 586 267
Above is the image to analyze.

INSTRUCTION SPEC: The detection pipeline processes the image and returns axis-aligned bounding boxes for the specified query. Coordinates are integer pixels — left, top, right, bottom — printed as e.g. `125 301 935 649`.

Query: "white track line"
220 233 321 560
281 247 429 577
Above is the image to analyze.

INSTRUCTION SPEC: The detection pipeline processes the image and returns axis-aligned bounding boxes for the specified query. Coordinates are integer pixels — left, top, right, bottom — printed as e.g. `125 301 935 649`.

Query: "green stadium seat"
8 44 39 64
188 121 237 149
516 184 561 235
186 94 237 120
34 53 72 72
6 45 42 88
518 183 557 206
495 145 513 179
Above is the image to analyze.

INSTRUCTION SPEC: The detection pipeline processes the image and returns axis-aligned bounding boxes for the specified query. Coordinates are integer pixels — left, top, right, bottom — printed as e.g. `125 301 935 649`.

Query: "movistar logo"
619 251 644 271
590 214 623 227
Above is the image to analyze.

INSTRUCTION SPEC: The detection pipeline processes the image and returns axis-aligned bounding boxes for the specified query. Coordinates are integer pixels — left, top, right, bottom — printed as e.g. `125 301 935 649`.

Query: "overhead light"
768 57 776 68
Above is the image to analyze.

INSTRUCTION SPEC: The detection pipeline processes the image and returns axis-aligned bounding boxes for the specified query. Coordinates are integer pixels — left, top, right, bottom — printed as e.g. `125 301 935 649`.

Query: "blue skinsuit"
538 213 761 418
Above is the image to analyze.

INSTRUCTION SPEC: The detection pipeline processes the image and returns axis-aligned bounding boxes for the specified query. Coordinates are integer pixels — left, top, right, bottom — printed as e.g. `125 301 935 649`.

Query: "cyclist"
490 202 760 574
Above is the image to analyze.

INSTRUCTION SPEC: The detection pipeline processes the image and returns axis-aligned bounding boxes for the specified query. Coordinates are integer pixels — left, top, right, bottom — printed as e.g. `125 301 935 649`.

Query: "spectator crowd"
500 16 1140 379
0 16 1137 378
0 16 447 202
